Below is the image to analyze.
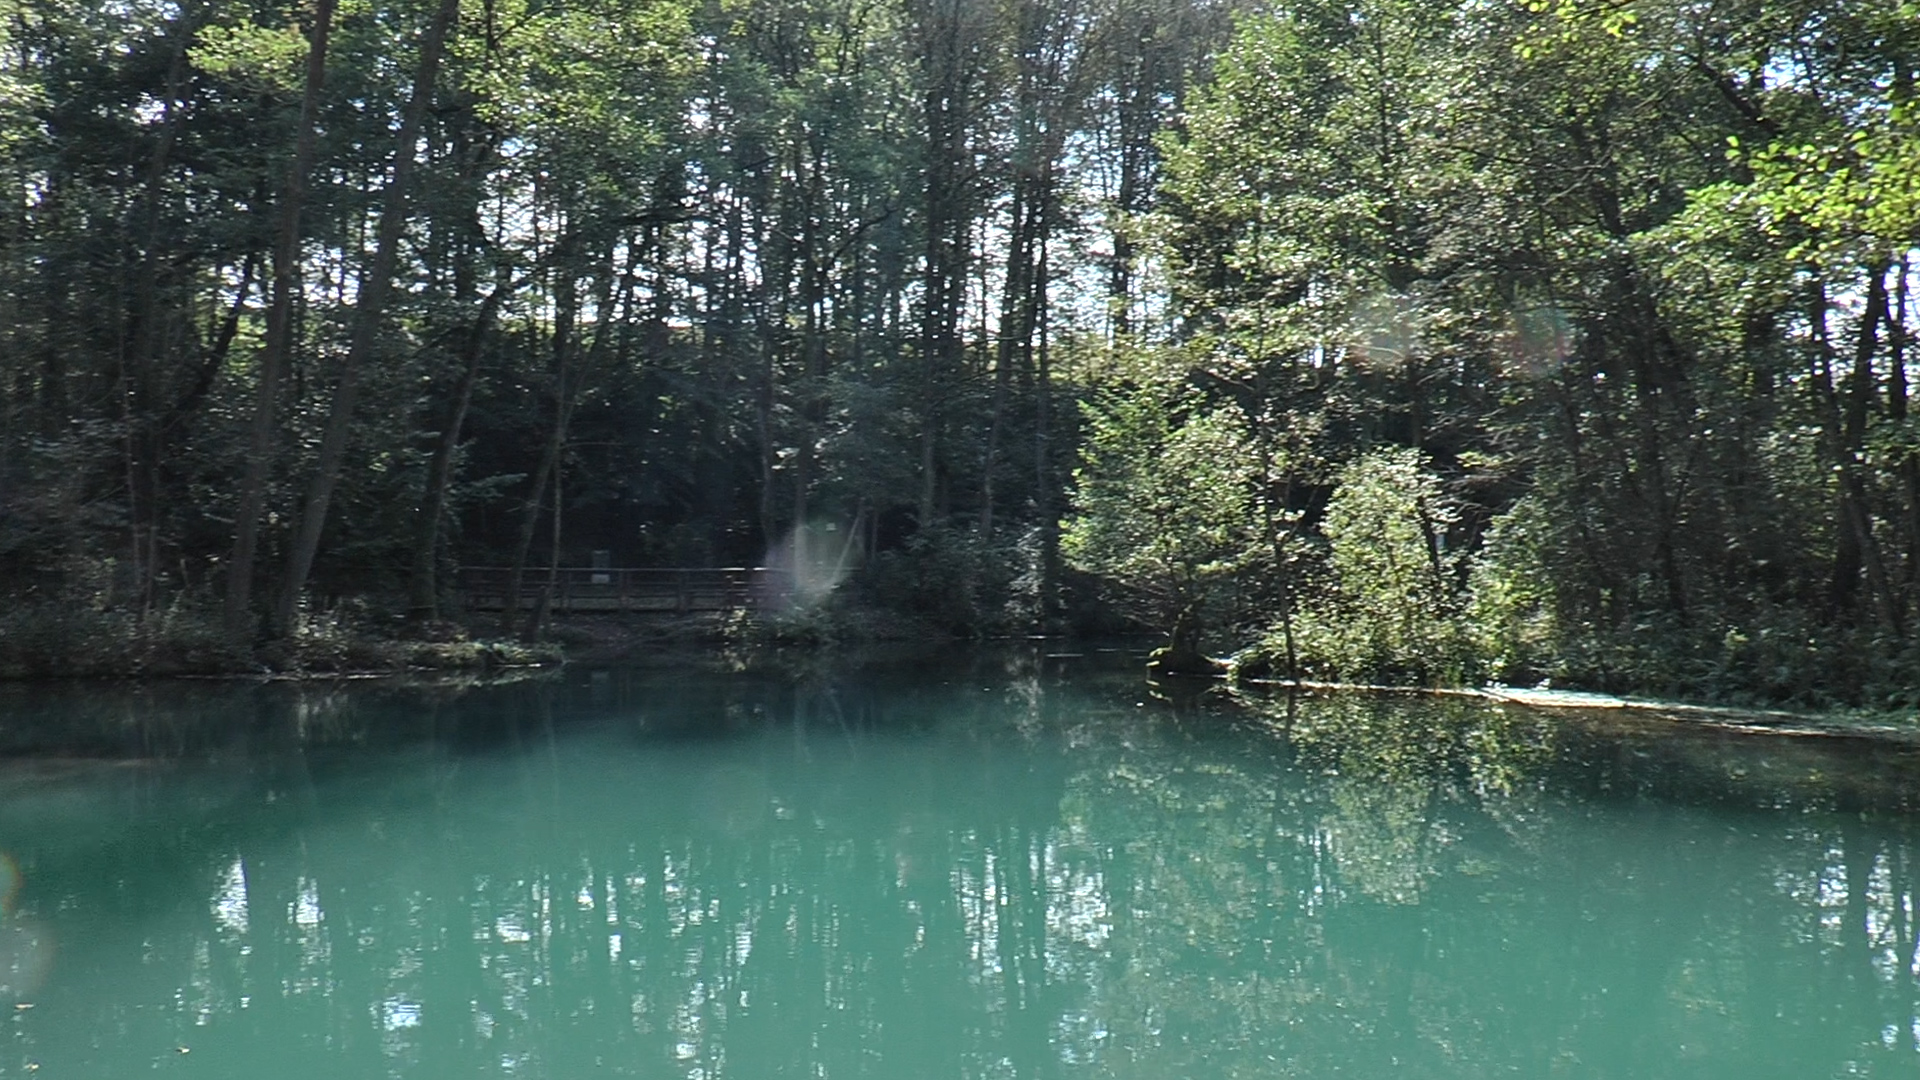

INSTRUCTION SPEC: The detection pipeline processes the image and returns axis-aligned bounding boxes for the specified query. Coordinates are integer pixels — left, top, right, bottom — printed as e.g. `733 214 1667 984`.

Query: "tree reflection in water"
1 666 1918 1078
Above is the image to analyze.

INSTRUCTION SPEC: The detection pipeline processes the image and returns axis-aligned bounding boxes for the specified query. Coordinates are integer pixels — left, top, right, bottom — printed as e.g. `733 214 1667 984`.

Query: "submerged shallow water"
2 656 1919 1078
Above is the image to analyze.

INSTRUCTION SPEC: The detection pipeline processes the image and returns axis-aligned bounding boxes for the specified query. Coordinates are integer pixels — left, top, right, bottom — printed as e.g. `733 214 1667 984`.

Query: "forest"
0 0 1914 707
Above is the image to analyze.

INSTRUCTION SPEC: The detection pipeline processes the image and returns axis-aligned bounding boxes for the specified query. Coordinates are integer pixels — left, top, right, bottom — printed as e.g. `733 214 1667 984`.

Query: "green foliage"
0 600 239 679
1062 378 1261 639
1464 495 1561 684
1290 448 1469 684
190 18 310 89
1150 0 1920 708
854 526 1018 638
5 0 1920 706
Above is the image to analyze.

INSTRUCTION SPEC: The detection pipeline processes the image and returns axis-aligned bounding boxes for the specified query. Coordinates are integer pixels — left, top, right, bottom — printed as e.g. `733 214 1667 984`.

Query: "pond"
1 654 1918 1078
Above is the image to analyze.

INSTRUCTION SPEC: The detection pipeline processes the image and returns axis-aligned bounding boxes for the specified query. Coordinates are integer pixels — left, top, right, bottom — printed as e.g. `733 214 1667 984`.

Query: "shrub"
1291 448 1473 684
1464 495 1562 684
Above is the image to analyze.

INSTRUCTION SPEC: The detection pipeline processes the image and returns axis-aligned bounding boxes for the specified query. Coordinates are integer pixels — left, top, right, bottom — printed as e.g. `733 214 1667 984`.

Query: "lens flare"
0 918 53 1001
0 854 54 1001
763 519 863 610
1499 305 1575 378
1349 291 1424 370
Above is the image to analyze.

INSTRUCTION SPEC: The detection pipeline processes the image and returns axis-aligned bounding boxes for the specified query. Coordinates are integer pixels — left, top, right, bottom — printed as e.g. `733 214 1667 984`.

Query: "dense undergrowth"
0 594 560 679
1205 453 1920 714
7 546 1912 717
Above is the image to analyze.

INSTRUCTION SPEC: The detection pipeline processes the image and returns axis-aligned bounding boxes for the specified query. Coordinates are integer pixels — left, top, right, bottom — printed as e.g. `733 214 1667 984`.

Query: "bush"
852 526 1019 637
1464 495 1561 684
1061 383 1264 652
0 587 561 679
0 595 245 678
1288 448 1473 684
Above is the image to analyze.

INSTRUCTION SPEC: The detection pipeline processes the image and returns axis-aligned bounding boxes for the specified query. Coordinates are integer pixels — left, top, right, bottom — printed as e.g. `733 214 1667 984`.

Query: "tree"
1299 447 1467 683
225 0 336 637
1061 372 1261 657
272 0 459 634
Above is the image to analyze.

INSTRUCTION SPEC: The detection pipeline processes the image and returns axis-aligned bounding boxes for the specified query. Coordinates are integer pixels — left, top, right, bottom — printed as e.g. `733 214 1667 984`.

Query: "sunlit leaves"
465 0 697 206
1729 114 1920 264
1062 378 1261 623
1298 447 1469 683
1515 0 1640 60
191 13 308 90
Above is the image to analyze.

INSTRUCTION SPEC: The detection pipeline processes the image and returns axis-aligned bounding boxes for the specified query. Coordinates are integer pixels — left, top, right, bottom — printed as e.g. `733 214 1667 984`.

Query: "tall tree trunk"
791 141 829 567
979 177 1036 541
1890 256 1918 589
274 0 458 634
164 251 259 434
1108 81 1144 338
528 454 563 639
407 279 508 622
1034 234 1060 629
119 9 197 617
1255 378 1300 681
1816 269 1896 628
914 0 977 532
508 251 627 638
1847 266 1899 631
505 260 583 635
224 0 337 639
981 0 1075 540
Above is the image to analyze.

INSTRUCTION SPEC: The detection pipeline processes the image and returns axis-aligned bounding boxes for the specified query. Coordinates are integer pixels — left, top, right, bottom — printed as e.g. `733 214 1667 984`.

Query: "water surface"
2 658 1918 1078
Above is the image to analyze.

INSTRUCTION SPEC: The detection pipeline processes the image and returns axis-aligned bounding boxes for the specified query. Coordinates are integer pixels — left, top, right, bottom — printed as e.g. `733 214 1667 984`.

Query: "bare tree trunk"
119 9 197 618
528 456 562 639
1816 269 1897 629
163 251 259 434
1890 256 1918 591
1034 236 1060 628
225 0 336 639
913 0 981 532
791 140 830 567
1256 385 1299 681
981 158 1041 540
1848 267 1899 632
407 280 508 622
274 0 458 634
505 262 582 635
508 251 627 638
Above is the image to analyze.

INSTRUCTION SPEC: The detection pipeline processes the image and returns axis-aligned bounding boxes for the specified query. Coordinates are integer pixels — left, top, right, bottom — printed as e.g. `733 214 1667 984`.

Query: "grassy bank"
0 588 960 679
0 598 561 679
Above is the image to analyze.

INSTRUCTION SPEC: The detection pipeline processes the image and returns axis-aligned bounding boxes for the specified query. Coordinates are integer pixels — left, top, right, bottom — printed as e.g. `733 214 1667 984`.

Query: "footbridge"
459 566 792 615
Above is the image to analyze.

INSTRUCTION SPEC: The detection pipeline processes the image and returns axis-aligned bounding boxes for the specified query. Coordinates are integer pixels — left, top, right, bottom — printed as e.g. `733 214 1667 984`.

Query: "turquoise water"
2 658 1919 1078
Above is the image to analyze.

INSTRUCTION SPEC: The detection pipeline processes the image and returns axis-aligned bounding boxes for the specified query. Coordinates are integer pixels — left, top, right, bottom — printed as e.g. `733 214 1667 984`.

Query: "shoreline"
6 607 1916 745
1228 677 1920 743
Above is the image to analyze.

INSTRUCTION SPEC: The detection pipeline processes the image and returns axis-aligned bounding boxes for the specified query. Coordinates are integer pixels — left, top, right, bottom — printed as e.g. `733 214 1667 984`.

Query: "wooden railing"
459 566 790 614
